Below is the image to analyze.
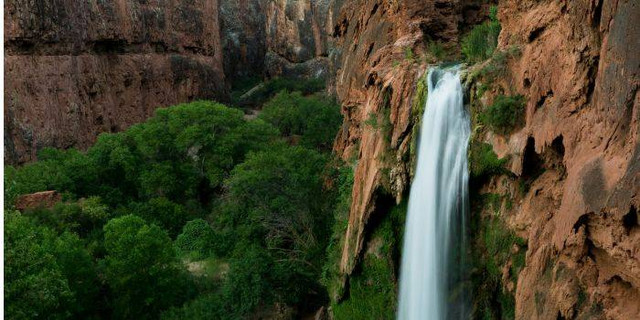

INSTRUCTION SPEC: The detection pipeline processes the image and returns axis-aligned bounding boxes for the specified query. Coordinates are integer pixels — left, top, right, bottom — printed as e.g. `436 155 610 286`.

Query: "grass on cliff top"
462 6 501 63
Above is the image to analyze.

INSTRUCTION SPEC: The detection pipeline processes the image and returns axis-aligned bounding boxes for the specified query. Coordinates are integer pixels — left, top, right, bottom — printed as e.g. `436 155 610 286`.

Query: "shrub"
321 165 355 301
428 40 447 61
469 142 507 179
472 213 526 320
404 47 414 61
235 77 326 106
175 219 216 260
332 256 396 320
330 204 404 320
481 94 526 134
461 6 501 62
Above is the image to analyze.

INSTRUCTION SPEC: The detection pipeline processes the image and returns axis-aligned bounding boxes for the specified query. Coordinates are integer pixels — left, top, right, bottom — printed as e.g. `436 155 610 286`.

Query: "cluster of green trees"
5 89 345 319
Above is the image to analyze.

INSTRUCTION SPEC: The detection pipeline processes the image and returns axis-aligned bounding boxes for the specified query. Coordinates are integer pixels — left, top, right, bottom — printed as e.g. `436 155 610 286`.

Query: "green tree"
103 215 189 319
126 197 193 238
462 5 501 62
5 211 74 320
221 245 277 316
48 232 101 318
215 145 334 309
26 196 111 237
260 91 341 150
4 148 96 207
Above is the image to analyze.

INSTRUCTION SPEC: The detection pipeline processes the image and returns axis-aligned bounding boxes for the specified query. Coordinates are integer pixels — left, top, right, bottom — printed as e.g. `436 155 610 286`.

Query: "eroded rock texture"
331 0 639 318
220 0 335 80
4 0 227 164
492 1 640 319
331 0 491 278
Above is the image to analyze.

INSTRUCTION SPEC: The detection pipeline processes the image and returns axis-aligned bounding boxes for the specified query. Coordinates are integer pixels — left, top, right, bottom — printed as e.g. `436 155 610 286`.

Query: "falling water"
398 67 471 320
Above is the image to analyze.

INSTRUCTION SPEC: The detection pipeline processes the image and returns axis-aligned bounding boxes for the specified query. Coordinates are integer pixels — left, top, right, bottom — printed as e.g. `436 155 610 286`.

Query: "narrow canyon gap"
398 67 470 320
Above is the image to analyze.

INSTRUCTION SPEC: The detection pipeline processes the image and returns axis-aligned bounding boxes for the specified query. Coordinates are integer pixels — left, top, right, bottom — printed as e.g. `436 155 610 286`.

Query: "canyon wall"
492 1 640 319
4 0 228 164
220 0 335 81
4 0 338 164
330 0 490 283
5 0 639 318
330 0 639 319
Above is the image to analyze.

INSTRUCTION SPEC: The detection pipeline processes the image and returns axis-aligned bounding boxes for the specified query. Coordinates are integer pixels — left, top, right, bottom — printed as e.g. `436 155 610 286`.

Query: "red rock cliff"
4 0 226 164
330 0 639 318
493 1 639 318
331 0 490 279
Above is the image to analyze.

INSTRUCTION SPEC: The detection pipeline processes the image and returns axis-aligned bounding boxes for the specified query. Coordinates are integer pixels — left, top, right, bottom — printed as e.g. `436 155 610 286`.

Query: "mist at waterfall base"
398 67 471 320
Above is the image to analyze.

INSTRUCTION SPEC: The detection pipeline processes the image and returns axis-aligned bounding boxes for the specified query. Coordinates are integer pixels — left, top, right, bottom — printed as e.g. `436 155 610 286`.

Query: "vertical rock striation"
490 1 640 318
219 0 335 81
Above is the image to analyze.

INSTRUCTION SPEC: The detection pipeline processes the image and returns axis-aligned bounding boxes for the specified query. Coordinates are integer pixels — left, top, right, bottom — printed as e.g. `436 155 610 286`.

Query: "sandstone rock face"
220 0 334 80
331 0 639 318
4 0 340 164
330 0 490 277
493 1 640 319
15 191 61 211
5 0 226 164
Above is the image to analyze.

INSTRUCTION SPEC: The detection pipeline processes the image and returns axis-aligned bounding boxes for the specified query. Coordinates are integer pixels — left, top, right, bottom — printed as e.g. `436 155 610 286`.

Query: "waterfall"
398 67 471 320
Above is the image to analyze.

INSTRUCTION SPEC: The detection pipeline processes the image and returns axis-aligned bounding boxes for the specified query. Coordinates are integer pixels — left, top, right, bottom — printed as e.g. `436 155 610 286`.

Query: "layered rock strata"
5 0 226 163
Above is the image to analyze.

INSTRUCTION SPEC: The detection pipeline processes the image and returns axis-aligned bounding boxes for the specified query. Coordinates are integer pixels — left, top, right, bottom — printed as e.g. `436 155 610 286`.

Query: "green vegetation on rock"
469 142 507 180
480 94 526 134
330 199 406 320
462 6 501 63
470 194 527 320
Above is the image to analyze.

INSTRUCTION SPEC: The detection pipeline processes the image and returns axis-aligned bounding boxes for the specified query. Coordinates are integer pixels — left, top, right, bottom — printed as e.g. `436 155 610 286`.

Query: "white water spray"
398 67 471 320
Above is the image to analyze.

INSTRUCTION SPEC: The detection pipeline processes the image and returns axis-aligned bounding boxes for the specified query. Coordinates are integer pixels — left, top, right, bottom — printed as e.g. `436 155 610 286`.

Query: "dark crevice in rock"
551 135 565 159
586 56 600 105
6 39 36 54
528 26 546 42
547 135 567 178
592 0 604 29
622 205 638 234
536 90 553 109
522 137 543 180
573 214 589 233
435 0 453 9
92 39 127 54
333 18 349 37
585 238 596 260
365 43 375 58
370 3 379 16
